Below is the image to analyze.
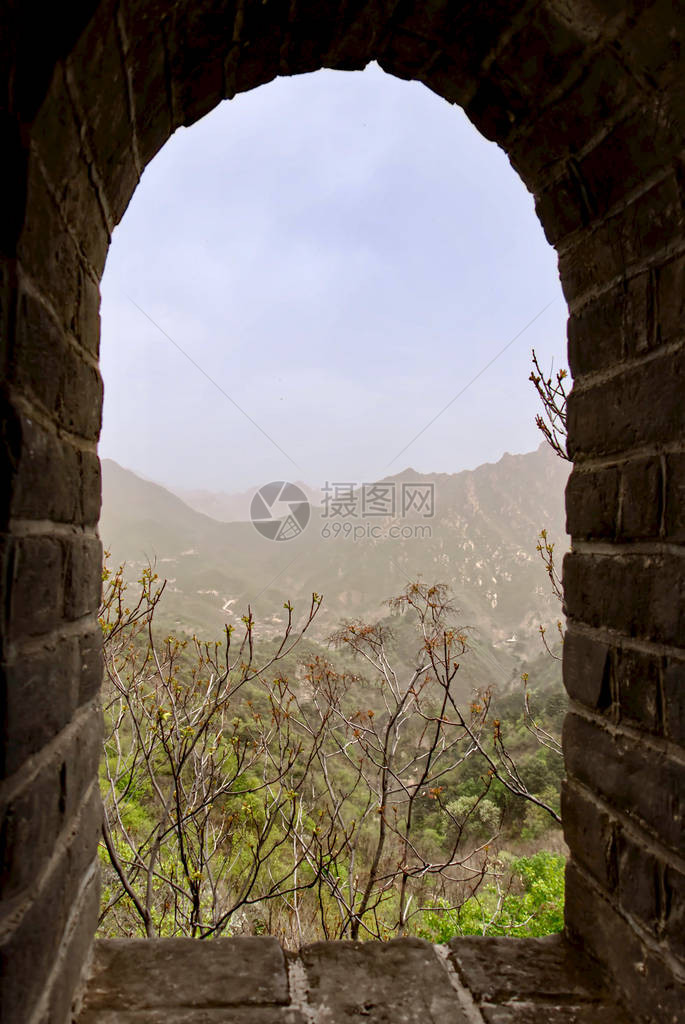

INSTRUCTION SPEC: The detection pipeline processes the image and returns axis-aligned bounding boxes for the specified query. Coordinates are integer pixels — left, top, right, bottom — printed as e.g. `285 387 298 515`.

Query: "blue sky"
99 63 567 493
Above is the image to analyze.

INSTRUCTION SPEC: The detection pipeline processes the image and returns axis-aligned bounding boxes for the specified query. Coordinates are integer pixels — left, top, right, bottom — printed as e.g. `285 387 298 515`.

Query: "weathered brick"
7 535 64 641
79 449 102 527
656 252 685 346
165 3 231 128
567 348 685 458
577 103 682 216
616 830 661 935
614 646 662 734
42 870 100 1024
559 174 684 304
58 343 103 440
74 265 102 357
508 46 635 182
563 713 684 851
566 466 618 539
11 288 65 416
565 861 684 1024
663 863 685 961
64 534 102 621
31 63 108 274
618 457 662 540
535 169 588 247
0 636 79 776
564 551 684 648
303 938 467 1022
67 4 139 230
78 623 103 705
448 933 605 1003
17 164 86 333
0 702 101 898
662 656 685 746
664 452 685 542
561 780 616 889
83 937 288 1011
562 628 612 712
9 414 81 523
0 783 101 1024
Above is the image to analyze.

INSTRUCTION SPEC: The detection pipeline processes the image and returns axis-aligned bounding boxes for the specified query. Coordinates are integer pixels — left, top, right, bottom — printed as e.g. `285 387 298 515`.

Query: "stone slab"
78 1009 305 1024
481 1002 632 1023
300 937 471 1023
447 935 606 1004
81 938 288 1011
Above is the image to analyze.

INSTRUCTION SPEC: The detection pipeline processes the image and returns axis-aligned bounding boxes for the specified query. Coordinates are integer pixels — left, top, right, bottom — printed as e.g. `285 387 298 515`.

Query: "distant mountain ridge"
178 480 320 523
100 447 570 662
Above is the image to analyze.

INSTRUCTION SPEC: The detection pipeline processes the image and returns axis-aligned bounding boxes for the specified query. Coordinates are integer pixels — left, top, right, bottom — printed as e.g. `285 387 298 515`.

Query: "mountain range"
100 445 570 699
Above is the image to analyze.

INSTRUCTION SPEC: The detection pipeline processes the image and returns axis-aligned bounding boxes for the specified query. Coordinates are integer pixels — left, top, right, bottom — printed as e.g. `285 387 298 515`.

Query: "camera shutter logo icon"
250 481 311 541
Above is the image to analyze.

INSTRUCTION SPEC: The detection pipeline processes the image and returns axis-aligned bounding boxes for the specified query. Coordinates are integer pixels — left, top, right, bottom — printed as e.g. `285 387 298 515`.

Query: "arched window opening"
97 64 571 947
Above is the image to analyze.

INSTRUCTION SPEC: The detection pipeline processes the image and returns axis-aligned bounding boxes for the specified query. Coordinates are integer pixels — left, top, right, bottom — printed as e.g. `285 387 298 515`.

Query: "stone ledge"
76 935 631 1023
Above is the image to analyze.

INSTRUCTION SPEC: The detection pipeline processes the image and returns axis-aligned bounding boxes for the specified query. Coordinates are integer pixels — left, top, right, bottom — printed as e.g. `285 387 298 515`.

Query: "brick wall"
1 2 683 1021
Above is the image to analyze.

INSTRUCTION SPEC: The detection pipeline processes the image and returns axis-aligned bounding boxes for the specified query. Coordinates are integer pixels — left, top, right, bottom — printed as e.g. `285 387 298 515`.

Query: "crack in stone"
432 944 486 1024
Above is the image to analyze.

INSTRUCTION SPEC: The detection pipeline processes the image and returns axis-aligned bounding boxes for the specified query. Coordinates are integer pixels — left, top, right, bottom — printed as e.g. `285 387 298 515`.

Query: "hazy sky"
100 63 567 493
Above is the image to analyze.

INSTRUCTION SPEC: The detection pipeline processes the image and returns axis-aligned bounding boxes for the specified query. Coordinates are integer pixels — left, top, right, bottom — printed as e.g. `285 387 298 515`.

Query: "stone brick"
561 780 615 889
31 62 109 274
11 287 66 416
0 755 62 900
17 164 86 332
616 830 662 936
74 265 102 357
62 705 103 826
41 869 101 1024
577 102 683 216
565 861 684 1024
564 551 685 648
563 713 684 851
656 251 685 346
662 656 685 745
0 705 101 902
614 646 662 734
559 174 684 305
508 47 635 182
64 534 102 621
302 938 469 1023
481 1005 630 1023
535 167 589 248
8 414 81 523
84 937 288 1011
447 934 605 1004
6 534 64 642
165 3 232 128
118 2 174 167
618 457 662 540
222 0 288 102
78 623 103 706
566 466 618 540
567 348 685 459
0 635 79 776
614 0 685 89
663 863 685 962
78 1008 305 1024
562 628 612 712
58 344 103 441
79 449 102 527
664 452 685 542
0 785 100 1024
67 4 139 230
